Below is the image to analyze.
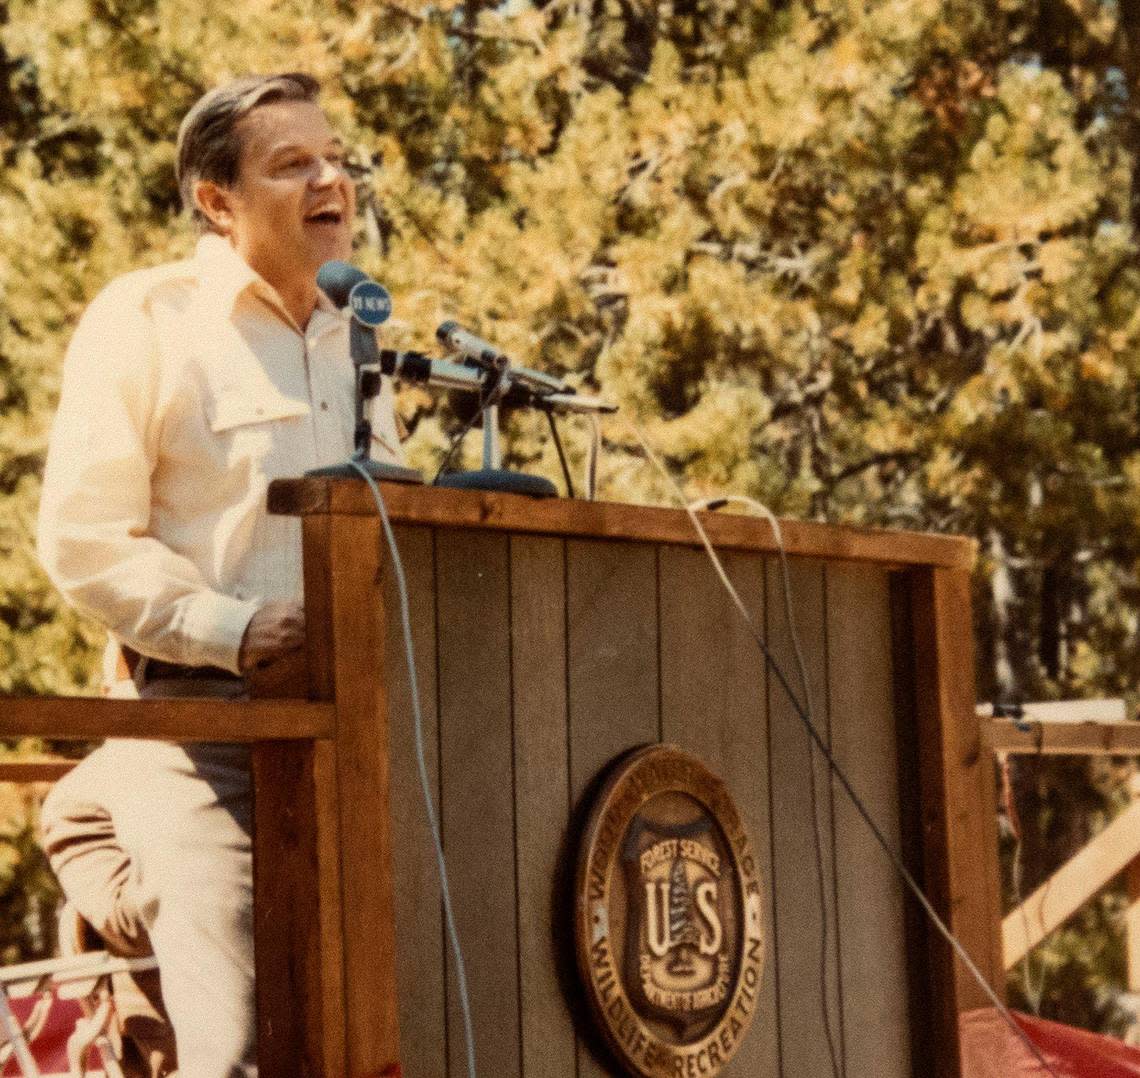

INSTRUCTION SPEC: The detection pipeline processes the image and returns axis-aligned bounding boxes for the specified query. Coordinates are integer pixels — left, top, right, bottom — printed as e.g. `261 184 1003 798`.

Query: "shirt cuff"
180 592 261 674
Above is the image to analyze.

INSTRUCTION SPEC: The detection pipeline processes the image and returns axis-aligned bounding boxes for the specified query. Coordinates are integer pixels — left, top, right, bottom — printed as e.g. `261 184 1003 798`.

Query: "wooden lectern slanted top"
2 481 995 1078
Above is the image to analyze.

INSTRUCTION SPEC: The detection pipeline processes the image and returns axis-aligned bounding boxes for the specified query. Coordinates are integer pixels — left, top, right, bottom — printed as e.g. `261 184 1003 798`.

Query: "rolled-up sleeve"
37 281 258 673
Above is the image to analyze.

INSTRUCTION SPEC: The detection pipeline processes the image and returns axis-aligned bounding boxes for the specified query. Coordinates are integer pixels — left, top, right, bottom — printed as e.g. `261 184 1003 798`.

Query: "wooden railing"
0 759 78 785
981 700 1140 998
0 550 392 1078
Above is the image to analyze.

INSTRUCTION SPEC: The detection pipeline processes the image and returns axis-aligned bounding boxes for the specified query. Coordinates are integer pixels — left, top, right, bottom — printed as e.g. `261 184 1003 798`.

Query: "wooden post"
324 512 402 1075
1127 860 1140 1002
251 739 345 1077
252 507 402 1076
902 566 1003 1078
250 515 349 1077
1127 776 1140 1039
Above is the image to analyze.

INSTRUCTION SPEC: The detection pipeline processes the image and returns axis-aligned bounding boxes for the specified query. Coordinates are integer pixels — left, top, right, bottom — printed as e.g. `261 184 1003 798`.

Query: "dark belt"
117 647 242 684
144 660 242 682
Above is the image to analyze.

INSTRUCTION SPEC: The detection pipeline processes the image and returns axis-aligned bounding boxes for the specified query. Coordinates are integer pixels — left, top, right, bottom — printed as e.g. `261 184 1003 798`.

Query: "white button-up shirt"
37 233 403 678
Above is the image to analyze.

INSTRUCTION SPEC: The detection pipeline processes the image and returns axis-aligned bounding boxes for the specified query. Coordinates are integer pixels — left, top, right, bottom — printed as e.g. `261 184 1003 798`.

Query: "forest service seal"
575 745 765 1078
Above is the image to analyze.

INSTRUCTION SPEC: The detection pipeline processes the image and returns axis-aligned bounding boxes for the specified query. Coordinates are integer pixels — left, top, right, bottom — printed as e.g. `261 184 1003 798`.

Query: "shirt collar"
193 233 346 333
193 233 262 315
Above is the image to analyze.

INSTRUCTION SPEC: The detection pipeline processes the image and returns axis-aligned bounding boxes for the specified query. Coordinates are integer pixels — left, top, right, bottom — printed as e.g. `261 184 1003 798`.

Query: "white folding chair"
0 951 158 1077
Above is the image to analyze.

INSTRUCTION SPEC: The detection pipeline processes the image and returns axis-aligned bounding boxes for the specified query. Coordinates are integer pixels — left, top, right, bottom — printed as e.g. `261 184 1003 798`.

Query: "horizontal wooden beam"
0 759 77 783
984 718 1140 755
977 699 1127 724
1002 799 1140 968
267 479 974 570
0 697 334 742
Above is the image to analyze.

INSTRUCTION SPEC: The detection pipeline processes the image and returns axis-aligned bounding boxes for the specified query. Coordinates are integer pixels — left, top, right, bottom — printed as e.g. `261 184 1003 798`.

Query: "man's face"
200 99 356 298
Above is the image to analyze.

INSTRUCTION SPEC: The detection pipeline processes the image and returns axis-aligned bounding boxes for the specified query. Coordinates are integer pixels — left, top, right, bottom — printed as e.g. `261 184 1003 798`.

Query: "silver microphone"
436 320 506 368
540 392 619 415
435 321 569 394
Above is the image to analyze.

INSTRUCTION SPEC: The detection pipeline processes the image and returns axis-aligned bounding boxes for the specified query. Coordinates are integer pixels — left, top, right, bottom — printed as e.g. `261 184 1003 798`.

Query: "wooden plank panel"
826 564 911 1078
384 525 446 1078
309 739 349 1078
510 536 576 1078
985 719 1140 755
906 566 1003 1078
328 513 401 1075
0 697 333 742
766 558 844 1078
566 539 660 1077
889 573 935 1073
436 529 520 1078
303 513 335 700
657 546 778 1078
566 540 661 802
276 508 347 1077
252 739 345 1078
253 510 346 1078
268 480 975 571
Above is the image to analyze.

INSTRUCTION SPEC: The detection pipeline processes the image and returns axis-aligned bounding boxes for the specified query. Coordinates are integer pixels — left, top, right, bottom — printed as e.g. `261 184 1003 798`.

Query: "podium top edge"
267 477 975 571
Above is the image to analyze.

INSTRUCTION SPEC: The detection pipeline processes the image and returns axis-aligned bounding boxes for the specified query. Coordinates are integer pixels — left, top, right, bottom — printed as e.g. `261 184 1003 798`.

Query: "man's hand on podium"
239 599 306 674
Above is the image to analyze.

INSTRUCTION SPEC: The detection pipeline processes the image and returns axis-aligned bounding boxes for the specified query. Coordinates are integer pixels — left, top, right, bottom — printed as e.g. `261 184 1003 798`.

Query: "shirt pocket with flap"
204 379 311 477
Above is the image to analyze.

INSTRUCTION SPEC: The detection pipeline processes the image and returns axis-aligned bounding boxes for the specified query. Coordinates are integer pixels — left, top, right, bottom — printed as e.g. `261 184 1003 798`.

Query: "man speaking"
36 72 401 1076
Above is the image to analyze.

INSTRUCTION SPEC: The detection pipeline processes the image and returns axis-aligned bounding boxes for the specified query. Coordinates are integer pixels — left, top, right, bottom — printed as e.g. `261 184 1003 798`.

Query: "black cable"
432 403 486 485
672 505 840 1076
802 693 844 1078
544 408 576 498
726 546 1059 1075
631 433 1061 1078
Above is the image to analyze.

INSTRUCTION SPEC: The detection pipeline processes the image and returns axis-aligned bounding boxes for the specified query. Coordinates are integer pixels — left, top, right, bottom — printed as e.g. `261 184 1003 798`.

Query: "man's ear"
193 179 236 233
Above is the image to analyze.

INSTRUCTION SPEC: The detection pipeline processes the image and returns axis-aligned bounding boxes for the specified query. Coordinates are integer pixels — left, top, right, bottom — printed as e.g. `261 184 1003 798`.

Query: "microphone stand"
435 353 558 498
306 261 614 495
307 321 424 484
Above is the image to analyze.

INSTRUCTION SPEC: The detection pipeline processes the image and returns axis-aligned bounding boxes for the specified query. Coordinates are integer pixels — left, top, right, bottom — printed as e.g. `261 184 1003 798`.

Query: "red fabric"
962 1008 1140 1078
0 991 94 1074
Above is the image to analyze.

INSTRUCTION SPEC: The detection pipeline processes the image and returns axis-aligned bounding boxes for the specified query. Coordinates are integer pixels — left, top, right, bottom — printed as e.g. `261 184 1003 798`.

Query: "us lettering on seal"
575 744 765 1078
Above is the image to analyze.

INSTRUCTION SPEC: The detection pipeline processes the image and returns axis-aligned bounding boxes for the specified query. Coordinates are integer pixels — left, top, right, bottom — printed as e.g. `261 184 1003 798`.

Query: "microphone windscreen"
317 260 369 308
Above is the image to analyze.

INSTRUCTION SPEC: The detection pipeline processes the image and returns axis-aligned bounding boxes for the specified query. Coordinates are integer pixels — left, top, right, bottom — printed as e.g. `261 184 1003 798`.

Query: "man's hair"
175 73 321 234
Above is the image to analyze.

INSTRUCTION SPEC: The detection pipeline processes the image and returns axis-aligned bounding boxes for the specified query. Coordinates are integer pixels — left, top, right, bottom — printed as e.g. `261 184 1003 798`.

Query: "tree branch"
827 450 921 485
377 1 542 50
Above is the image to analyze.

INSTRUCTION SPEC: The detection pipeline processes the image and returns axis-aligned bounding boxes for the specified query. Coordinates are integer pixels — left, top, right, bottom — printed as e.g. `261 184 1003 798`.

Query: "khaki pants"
42 680 256 1078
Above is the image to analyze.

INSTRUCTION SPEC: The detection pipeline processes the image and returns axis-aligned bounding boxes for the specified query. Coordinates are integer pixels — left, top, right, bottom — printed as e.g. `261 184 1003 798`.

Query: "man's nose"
312 158 344 187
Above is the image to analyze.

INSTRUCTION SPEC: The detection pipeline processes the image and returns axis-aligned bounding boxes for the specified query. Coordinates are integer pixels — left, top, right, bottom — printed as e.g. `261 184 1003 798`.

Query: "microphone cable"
350 459 479 1078
687 490 845 1078
346 414 1059 1078
432 403 487 485
542 407 576 498
623 419 1062 1078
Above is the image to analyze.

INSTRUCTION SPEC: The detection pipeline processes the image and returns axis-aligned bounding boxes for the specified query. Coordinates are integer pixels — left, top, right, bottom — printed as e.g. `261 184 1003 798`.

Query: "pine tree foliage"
5 0 1140 1018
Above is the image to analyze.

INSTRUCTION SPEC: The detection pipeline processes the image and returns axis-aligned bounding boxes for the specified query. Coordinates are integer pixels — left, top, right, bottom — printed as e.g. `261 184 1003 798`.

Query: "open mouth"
305 208 344 225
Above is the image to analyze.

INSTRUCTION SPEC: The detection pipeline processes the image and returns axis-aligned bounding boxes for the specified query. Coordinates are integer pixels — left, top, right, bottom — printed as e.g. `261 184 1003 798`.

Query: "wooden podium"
3 481 1000 1078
